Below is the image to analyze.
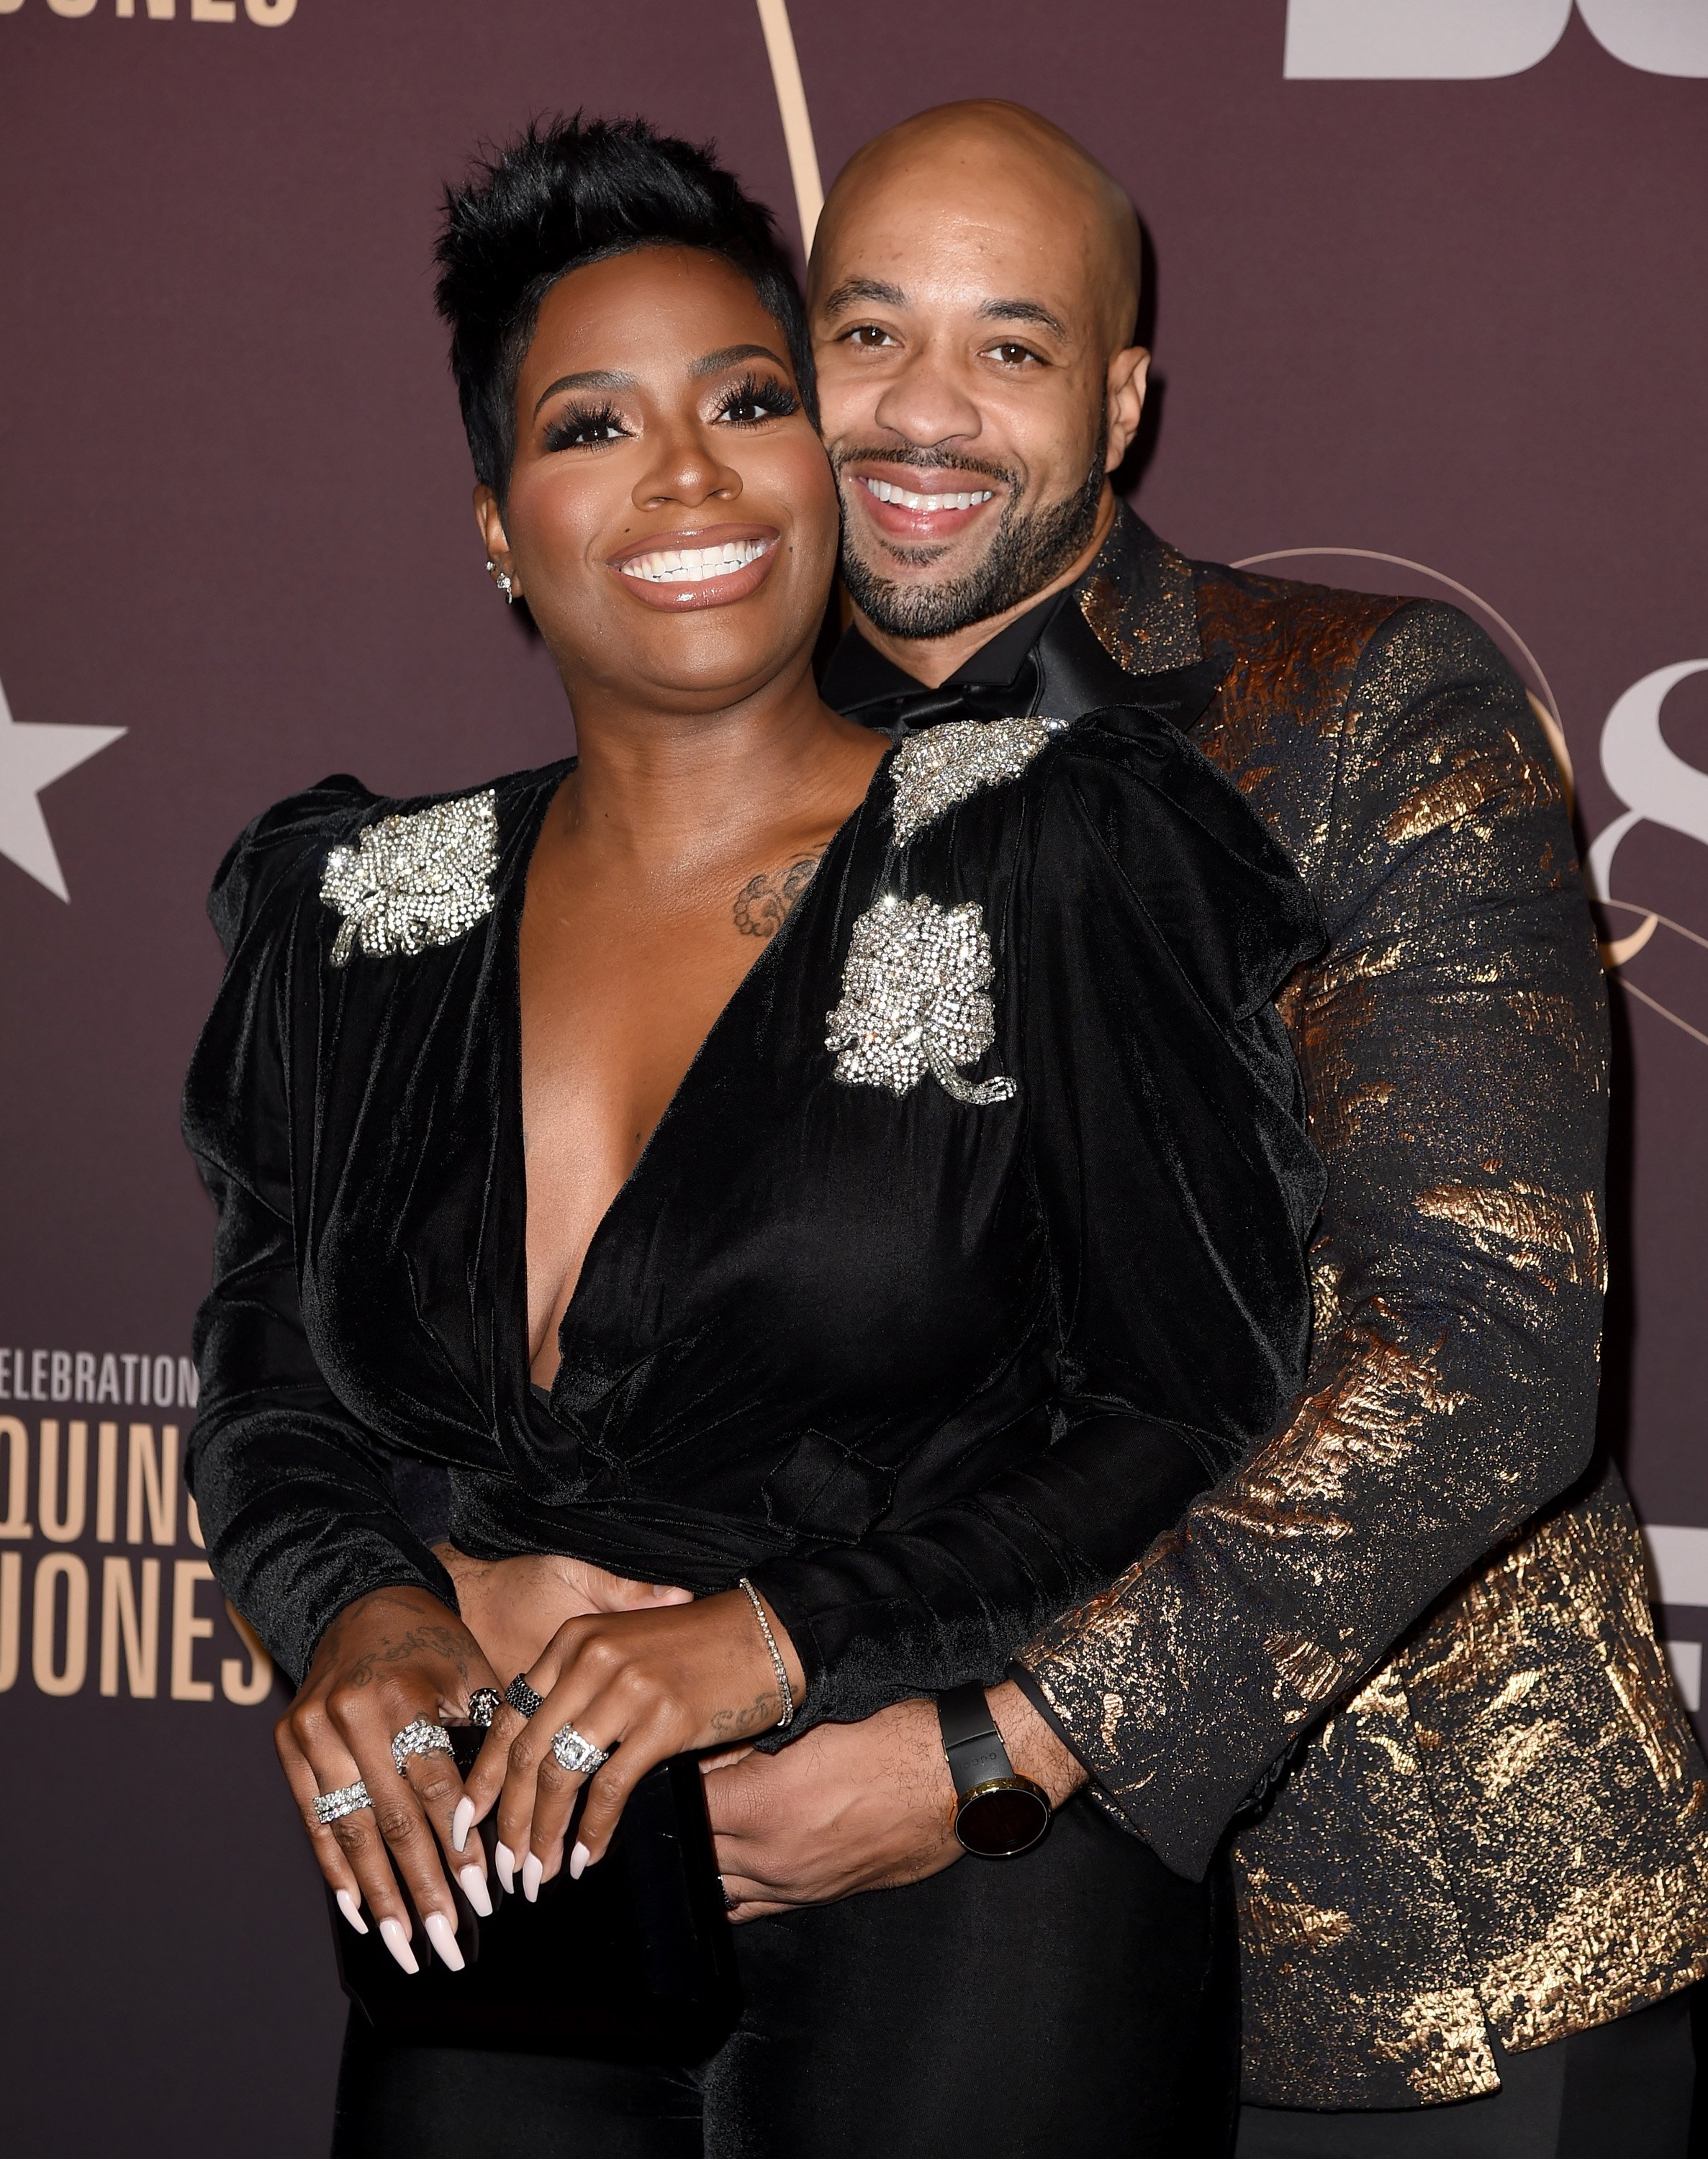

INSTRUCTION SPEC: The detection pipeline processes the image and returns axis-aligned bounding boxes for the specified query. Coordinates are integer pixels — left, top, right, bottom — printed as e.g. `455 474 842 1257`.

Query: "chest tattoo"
732 850 825 940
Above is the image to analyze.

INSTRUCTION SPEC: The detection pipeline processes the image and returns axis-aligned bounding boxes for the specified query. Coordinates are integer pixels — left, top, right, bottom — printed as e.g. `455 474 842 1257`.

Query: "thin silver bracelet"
738 1576 795 1729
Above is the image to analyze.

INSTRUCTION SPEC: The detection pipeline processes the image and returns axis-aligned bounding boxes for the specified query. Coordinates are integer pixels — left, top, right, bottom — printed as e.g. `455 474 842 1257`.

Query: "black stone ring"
505 1673 545 1720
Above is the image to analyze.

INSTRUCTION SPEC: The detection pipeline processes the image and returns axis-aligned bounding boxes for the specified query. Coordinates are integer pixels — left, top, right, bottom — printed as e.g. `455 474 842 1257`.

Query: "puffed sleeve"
183 780 458 1685
749 712 1324 1729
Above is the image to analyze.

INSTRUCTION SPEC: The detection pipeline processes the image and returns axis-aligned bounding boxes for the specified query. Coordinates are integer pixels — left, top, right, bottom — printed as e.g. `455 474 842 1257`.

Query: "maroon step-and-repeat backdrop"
1 4 1703 2150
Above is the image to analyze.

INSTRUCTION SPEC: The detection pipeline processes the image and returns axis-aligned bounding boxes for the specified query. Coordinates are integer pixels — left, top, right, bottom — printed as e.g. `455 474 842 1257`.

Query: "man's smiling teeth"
862 478 995 512
619 538 771 584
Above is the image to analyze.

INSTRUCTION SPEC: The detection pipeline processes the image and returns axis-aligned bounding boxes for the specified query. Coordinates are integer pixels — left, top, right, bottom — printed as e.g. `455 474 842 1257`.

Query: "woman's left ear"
474 484 520 604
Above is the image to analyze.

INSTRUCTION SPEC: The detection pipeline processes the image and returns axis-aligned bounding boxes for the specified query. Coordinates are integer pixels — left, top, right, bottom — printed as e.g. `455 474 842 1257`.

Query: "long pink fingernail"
379 1919 418 1975
458 1865 493 1919
522 1851 543 1904
424 1911 465 1972
494 1842 516 1895
335 1889 368 1937
452 1797 475 1853
569 1842 591 1880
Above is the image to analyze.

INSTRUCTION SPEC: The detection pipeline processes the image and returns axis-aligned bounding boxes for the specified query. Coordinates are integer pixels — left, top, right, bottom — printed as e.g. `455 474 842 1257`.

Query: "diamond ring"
392 1716 453 1776
551 1723 610 1777
312 1780 372 1826
505 1674 545 1719
467 1687 502 1729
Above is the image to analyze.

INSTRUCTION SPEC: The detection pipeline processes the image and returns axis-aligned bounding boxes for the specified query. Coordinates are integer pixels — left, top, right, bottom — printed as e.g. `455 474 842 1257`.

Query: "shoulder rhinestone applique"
320 789 498 966
825 892 1016 1106
889 715 1067 846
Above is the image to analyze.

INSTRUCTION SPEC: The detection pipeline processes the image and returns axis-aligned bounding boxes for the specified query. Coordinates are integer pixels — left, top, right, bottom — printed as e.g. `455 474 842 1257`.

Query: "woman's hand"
434 1545 691 1684
274 1584 500 1975
464 1588 805 1898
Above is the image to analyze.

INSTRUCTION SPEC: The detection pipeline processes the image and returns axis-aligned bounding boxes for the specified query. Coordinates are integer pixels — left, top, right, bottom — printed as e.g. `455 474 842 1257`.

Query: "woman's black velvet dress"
183 692 1324 2159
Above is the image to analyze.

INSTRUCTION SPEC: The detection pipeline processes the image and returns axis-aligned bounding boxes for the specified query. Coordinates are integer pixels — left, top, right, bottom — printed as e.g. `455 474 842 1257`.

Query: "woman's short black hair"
435 114 813 499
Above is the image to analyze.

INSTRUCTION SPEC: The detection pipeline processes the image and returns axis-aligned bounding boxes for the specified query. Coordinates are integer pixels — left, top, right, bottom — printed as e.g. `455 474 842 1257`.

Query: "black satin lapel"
1035 600 1231 733
1032 596 1137 717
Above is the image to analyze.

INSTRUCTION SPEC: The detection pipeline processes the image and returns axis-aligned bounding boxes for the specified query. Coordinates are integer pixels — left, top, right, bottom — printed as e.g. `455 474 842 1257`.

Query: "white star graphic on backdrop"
0 671 125 902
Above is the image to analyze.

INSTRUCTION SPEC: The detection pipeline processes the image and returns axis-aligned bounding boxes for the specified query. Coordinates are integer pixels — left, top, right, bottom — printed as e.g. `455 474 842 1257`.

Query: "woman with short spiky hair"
184 114 1322 2152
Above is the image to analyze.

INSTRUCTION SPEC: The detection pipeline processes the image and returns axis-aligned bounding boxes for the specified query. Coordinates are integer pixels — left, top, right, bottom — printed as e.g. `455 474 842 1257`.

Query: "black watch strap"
937 1682 1013 1796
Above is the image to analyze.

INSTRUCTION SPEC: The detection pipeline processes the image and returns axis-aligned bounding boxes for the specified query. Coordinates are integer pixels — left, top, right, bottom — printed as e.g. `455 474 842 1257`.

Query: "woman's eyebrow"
690 342 787 377
532 367 636 417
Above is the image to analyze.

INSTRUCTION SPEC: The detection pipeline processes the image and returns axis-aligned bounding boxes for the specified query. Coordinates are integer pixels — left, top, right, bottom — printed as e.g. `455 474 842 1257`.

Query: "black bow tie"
846 664 1041 735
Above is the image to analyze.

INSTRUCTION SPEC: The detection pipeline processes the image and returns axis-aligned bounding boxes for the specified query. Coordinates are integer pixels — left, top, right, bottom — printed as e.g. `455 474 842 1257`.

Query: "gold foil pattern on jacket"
1079 539 1201 672
1381 724 1561 848
1017 518 1707 2109
1414 1180 1607 1291
1265 1631 1358 1710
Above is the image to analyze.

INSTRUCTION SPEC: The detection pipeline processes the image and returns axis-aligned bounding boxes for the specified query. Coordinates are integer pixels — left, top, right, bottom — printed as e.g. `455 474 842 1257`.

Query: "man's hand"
704 1680 1089 1919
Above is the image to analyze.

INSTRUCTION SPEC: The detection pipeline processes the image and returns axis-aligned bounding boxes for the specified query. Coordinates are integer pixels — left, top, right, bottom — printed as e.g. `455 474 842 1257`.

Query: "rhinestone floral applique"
825 892 1016 1106
889 715 1067 845
320 789 497 967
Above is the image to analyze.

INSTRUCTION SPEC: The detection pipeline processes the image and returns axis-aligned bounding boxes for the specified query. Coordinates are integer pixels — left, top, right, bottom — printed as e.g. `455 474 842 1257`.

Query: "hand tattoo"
345 1621 471 1688
733 852 824 941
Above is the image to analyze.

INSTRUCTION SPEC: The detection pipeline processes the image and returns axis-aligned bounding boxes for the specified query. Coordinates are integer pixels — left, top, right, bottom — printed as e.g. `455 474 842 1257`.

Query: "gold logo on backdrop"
3 1 296 24
0 1412 274 1706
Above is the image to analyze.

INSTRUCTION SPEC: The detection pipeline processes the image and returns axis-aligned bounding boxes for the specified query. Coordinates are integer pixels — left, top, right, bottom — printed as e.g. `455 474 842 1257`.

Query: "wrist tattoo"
710 1688 786 1741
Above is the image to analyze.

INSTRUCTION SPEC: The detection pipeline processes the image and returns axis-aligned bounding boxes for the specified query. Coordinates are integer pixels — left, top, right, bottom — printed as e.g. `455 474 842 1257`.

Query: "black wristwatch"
936 1683 1052 1858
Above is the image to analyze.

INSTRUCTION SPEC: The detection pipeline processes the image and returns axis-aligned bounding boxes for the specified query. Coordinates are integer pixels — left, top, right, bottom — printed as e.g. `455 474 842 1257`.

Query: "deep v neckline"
510 745 895 1393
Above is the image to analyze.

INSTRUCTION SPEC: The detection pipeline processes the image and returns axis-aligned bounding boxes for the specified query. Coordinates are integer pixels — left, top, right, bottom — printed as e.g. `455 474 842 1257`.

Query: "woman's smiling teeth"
619 538 772 584
860 478 995 512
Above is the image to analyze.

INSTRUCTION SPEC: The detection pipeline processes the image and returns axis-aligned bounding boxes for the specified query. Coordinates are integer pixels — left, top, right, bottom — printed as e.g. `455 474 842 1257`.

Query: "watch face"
954 1778 1051 1859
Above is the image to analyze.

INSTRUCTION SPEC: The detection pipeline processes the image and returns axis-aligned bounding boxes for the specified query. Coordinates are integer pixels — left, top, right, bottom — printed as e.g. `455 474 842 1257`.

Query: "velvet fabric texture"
182 687 1323 1732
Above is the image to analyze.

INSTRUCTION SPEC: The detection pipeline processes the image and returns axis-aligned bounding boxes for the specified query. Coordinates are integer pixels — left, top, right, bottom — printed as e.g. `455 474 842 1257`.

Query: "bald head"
813 100 1141 353
806 99 1151 671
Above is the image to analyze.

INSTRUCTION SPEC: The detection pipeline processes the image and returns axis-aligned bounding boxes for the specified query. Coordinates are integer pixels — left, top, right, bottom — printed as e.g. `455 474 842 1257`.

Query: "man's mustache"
831 444 1018 492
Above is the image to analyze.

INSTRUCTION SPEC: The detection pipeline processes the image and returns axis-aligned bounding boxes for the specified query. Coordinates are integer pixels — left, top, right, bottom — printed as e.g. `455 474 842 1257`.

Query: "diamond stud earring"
484 557 515 604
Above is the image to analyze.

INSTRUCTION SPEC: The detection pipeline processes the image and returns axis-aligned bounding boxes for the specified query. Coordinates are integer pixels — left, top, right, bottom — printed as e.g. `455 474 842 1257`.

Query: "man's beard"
835 420 1108 641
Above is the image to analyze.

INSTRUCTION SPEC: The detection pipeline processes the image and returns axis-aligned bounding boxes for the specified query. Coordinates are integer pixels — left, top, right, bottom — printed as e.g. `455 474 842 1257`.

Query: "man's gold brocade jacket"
1020 512 1708 2109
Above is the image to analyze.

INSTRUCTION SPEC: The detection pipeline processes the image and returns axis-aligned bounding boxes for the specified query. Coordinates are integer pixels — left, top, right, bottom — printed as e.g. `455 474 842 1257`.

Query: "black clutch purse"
328 1732 741 2061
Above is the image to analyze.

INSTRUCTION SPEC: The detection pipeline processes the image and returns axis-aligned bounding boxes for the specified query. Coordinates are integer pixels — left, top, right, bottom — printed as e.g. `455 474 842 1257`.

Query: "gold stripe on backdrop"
755 0 824 250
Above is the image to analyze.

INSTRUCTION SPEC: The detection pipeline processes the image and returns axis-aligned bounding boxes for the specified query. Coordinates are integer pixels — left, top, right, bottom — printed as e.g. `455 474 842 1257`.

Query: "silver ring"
551 1722 610 1776
467 1687 502 1729
312 1780 372 1826
505 1674 544 1719
392 1716 453 1776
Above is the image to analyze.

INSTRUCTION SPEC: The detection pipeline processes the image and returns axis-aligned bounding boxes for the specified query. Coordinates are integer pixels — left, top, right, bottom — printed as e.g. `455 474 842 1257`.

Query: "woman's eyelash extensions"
541 374 799 453
713 373 800 425
541 401 628 453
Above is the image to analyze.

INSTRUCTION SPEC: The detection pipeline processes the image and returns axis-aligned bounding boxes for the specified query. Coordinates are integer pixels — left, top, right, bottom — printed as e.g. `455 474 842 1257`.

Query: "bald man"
703 102 1707 2157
